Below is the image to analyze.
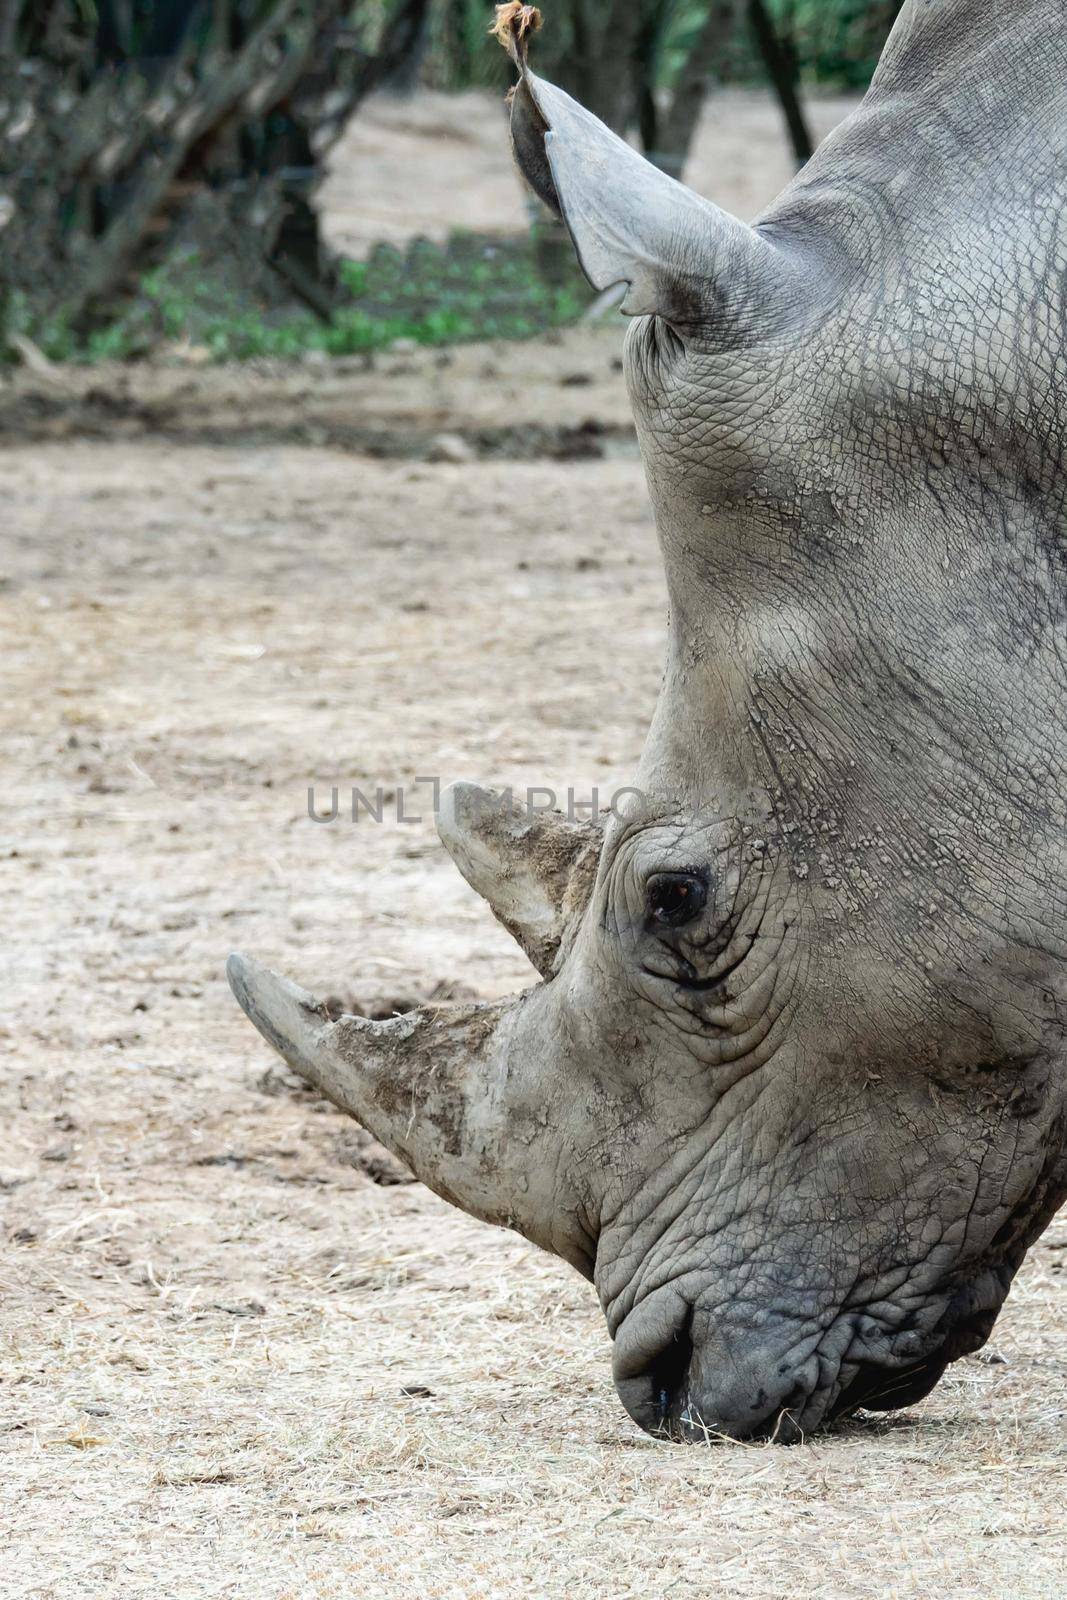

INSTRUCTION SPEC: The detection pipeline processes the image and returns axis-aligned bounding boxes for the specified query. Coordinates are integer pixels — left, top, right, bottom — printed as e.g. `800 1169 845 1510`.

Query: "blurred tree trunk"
0 0 429 349
0 1 20 58
533 0 647 134
639 0 742 179
747 0 813 166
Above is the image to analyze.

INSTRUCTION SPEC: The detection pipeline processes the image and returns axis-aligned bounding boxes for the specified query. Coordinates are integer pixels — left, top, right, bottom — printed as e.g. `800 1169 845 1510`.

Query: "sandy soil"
0 325 635 456
2 85 1066 1600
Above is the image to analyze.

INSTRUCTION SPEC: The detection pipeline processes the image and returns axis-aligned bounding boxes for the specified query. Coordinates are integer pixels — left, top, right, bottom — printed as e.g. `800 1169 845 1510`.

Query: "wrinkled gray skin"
230 0 1067 1442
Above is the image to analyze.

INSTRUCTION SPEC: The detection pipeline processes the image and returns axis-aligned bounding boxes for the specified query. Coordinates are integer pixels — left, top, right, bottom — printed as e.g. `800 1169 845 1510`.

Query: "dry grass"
2 1189 1065 1597
2 362 1066 1598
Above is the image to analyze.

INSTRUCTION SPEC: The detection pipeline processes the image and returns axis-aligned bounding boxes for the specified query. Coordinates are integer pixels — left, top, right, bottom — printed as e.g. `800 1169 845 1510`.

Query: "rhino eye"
646 872 707 929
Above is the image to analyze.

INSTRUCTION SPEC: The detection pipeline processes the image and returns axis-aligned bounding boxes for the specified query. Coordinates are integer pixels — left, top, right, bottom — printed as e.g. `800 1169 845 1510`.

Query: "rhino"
228 0 1067 1442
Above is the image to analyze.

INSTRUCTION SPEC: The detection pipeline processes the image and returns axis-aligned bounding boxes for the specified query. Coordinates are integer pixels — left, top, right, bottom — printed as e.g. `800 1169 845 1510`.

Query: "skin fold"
229 0 1067 1441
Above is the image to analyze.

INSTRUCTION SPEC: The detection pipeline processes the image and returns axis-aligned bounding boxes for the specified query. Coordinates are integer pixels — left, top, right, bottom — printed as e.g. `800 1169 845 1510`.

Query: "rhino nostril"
613 1299 698 1438
647 1317 695 1425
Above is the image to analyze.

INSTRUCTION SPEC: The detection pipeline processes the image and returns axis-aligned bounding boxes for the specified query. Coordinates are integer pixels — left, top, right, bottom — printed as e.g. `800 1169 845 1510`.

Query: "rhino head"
229 0 1067 1441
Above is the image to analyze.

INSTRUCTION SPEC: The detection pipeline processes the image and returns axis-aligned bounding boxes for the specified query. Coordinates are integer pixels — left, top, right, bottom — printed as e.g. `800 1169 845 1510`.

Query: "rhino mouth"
829 1298 1000 1424
827 1350 949 1421
615 1283 1004 1444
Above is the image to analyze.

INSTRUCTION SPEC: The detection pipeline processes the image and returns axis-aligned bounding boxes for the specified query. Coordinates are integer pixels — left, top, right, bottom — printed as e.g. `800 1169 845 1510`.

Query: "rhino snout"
611 1291 823 1443
608 1266 1013 1444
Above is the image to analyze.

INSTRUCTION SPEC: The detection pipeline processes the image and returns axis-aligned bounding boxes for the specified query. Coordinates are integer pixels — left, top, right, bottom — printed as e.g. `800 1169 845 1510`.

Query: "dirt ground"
2 88 1067 1600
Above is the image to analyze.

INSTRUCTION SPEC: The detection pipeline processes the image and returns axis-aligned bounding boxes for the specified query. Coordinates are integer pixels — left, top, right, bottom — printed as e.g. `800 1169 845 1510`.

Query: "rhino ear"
509 64 791 329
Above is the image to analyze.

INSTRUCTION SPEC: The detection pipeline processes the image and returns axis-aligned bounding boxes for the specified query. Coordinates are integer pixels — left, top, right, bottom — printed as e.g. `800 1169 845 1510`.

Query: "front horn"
226 953 591 1270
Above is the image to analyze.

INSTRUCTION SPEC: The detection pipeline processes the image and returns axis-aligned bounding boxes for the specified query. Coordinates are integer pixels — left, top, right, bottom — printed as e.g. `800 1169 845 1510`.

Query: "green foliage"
7 229 593 365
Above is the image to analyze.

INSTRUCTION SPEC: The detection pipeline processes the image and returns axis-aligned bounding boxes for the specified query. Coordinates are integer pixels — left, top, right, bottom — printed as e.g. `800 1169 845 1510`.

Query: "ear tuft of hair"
490 2 543 66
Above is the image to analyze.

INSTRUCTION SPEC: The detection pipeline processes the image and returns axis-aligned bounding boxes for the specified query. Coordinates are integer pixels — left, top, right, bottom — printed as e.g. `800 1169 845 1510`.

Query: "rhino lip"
828 1301 999 1422
828 1352 949 1419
